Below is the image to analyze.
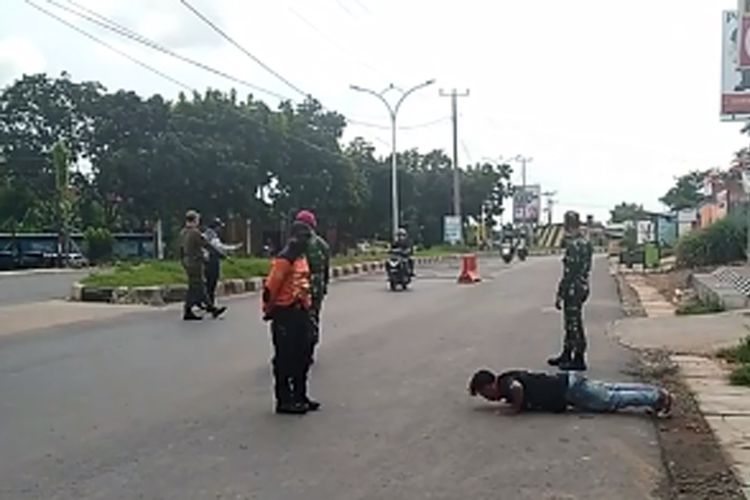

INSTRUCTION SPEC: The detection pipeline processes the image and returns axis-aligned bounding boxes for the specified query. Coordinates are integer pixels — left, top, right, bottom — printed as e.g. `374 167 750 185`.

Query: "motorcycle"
386 251 411 291
517 246 528 261
500 242 514 264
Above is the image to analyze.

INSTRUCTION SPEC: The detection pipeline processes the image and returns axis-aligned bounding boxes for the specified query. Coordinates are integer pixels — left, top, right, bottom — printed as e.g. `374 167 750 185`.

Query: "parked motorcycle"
386 251 411 291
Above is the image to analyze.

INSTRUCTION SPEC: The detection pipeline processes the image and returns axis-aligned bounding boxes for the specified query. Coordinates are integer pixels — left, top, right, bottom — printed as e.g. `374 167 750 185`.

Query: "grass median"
81 249 461 288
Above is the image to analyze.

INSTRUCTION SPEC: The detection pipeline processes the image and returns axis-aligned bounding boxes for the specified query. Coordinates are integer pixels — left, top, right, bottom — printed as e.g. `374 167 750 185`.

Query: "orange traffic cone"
457 254 481 284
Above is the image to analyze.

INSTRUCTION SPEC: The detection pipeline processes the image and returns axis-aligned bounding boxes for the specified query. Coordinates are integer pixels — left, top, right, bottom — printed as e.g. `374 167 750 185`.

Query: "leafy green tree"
610 202 646 223
659 171 708 211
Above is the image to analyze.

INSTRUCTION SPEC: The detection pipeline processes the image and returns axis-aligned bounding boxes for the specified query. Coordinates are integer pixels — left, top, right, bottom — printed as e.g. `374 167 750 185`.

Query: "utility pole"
440 88 470 243
542 190 557 226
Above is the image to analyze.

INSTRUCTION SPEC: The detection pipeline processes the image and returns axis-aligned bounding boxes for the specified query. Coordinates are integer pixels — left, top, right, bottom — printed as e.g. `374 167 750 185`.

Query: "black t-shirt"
498 370 569 413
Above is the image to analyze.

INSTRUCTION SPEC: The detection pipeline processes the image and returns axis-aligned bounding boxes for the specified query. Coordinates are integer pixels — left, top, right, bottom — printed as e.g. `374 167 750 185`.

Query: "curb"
70 255 458 305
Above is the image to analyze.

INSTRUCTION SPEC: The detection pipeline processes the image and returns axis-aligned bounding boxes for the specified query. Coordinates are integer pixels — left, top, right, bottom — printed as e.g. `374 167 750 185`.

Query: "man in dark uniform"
548 211 593 371
468 368 672 416
295 210 330 364
203 217 240 310
180 210 226 321
262 221 319 415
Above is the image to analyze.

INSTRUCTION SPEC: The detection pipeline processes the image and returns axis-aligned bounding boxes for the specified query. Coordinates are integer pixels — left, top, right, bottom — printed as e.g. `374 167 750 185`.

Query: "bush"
729 364 750 386
675 296 724 316
84 227 114 264
676 217 746 268
717 335 750 364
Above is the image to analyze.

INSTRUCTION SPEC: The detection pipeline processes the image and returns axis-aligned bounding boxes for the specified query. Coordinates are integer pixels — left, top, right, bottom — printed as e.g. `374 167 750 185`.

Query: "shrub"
84 227 114 264
717 335 750 364
676 217 746 268
675 296 724 316
729 364 750 386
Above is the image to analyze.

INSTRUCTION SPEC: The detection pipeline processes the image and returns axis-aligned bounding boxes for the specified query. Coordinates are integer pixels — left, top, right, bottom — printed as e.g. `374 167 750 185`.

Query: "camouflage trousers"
563 297 587 355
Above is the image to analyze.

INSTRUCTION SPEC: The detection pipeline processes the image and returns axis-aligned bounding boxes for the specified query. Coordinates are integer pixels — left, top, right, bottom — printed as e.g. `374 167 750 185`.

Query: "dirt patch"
635 352 745 499
643 270 693 304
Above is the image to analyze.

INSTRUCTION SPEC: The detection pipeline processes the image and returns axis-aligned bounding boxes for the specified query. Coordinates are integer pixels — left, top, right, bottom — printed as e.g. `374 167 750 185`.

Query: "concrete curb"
71 255 459 305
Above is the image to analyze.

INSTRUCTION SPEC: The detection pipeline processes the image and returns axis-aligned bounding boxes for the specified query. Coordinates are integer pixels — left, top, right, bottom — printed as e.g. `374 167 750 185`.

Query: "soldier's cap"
295 209 317 229
185 210 200 223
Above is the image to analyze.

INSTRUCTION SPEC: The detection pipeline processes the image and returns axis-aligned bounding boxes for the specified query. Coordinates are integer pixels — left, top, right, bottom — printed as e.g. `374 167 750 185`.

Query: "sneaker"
275 401 308 415
211 306 227 319
656 389 673 418
183 311 203 321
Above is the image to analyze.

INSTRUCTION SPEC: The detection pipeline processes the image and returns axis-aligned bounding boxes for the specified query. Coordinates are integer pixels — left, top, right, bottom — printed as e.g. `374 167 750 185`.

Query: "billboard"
513 184 541 225
722 10 750 120
443 215 462 244
740 1 750 68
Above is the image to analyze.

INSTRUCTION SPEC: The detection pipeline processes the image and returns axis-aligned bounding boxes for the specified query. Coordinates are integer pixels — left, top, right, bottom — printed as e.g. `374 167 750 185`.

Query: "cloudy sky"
1 0 747 222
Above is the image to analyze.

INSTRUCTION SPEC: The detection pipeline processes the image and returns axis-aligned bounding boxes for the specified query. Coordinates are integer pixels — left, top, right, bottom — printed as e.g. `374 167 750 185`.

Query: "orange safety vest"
262 254 312 315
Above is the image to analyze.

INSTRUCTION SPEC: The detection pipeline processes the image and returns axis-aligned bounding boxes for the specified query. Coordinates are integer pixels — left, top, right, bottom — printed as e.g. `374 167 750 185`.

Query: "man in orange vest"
262 221 319 415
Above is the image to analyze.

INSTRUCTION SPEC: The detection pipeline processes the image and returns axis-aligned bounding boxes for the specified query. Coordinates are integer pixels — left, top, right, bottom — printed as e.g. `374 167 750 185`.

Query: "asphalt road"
0 256 665 500
0 270 90 305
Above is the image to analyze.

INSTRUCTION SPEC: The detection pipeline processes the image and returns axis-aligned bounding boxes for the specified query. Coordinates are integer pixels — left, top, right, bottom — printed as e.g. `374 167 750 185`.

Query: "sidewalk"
612 274 750 496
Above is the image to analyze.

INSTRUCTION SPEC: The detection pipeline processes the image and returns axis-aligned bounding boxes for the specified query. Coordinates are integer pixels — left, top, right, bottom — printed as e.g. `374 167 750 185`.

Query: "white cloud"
0 37 46 86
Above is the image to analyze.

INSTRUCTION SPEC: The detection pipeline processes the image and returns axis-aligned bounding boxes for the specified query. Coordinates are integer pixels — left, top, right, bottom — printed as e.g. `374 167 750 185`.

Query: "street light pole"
350 80 435 240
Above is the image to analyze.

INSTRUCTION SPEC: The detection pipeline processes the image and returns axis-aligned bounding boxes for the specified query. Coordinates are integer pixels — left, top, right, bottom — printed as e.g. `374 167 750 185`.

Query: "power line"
286 5 386 79
48 0 290 101
333 0 356 17
348 116 450 131
26 0 195 92
180 0 309 99
24 1 368 170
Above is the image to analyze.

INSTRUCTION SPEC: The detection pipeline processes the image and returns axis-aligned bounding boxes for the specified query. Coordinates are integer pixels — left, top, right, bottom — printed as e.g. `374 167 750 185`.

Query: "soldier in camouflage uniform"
548 211 593 371
295 210 330 363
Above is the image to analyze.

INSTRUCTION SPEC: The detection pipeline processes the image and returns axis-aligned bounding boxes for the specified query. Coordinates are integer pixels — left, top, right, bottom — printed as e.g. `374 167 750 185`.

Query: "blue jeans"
565 373 662 412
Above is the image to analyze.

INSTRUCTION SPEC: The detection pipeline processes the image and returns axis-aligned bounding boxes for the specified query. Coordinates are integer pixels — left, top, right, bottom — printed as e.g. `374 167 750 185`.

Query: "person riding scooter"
390 228 414 277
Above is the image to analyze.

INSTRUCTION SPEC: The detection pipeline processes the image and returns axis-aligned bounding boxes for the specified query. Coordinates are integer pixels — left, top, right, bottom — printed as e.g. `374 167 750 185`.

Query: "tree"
610 202 645 223
659 170 709 211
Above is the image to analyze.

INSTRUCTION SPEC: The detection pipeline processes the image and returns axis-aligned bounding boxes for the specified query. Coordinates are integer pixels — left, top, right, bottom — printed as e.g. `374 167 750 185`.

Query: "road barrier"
457 254 481 284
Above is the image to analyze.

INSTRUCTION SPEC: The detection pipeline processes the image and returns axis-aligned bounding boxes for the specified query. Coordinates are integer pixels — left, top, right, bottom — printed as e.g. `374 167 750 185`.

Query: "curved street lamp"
350 79 436 239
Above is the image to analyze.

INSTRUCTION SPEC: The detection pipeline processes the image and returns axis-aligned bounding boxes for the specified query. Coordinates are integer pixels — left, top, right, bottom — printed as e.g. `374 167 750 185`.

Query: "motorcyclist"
390 228 414 276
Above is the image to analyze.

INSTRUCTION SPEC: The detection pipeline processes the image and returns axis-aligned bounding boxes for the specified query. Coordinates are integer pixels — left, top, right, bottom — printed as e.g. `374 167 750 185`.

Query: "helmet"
397 228 407 238
295 209 317 229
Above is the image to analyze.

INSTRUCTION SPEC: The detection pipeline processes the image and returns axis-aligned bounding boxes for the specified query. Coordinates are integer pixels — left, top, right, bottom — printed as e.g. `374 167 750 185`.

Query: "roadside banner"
721 10 750 120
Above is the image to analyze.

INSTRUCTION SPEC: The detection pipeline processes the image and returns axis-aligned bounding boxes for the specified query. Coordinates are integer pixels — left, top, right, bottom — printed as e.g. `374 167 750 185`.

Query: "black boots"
560 353 587 371
547 350 571 367
548 351 587 371
276 401 308 415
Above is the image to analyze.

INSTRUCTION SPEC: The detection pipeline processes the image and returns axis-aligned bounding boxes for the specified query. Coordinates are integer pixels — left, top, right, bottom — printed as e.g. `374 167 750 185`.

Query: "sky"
1 0 748 223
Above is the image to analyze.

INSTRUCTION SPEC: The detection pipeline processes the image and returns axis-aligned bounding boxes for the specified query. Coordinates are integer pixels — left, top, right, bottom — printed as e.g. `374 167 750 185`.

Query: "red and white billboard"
740 1 750 67
721 10 750 120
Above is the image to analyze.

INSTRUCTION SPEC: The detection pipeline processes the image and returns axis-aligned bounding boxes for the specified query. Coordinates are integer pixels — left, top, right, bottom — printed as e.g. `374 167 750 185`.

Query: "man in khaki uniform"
180 210 226 321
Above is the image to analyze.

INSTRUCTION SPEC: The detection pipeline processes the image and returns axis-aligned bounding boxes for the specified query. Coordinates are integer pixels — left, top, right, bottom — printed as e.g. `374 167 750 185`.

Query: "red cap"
295 210 317 228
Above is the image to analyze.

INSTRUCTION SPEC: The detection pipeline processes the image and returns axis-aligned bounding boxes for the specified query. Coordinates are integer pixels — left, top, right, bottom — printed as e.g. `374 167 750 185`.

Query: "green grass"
729 364 750 386
717 336 750 364
675 296 725 316
717 335 750 387
81 247 463 288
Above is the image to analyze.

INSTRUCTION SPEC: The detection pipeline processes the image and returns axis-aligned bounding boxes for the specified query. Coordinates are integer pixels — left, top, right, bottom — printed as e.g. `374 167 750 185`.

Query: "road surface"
0 256 665 499
0 269 90 306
